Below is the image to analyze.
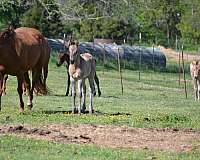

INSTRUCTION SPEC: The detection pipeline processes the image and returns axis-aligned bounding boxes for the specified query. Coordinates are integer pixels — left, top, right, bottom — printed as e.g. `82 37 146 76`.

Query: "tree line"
0 0 199 50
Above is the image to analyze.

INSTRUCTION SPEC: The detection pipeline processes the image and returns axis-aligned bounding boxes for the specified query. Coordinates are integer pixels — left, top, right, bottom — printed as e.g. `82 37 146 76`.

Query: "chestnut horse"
0 26 50 111
2 74 26 96
56 49 101 97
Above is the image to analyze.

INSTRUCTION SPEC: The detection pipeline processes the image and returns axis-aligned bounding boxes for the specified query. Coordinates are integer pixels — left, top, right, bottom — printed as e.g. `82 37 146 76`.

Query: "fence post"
114 46 123 94
63 33 66 51
117 47 124 95
181 45 187 99
178 46 181 85
103 44 105 75
138 32 142 81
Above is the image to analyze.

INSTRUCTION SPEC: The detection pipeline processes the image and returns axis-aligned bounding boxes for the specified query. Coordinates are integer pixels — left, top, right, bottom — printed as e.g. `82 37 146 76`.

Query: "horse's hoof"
2 92 6 96
98 91 101 97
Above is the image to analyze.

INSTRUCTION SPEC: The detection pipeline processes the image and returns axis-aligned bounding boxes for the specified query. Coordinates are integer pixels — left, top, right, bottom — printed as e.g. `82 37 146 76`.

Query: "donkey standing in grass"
57 49 101 97
190 60 200 101
68 41 96 114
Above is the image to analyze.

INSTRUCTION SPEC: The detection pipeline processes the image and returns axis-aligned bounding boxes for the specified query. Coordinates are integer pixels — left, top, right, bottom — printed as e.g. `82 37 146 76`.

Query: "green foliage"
0 0 29 27
21 0 63 38
0 0 200 49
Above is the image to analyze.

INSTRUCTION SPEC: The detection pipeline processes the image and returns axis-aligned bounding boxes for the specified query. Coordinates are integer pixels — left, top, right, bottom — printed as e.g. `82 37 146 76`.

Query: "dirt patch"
1 124 200 152
158 46 199 62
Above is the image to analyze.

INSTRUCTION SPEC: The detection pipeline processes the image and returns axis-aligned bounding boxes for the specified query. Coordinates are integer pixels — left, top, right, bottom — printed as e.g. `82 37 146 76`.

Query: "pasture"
0 55 200 159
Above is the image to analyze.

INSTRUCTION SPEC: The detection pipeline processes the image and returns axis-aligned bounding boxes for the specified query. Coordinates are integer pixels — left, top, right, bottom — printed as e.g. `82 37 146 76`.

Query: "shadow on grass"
40 110 132 116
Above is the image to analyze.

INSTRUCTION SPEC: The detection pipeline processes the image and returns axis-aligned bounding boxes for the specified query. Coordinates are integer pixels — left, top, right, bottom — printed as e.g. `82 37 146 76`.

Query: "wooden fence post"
63 33 66 51
117 47 124 95
178 47 181 85
181 45 187 99
138 32 142 81
103 44 105 75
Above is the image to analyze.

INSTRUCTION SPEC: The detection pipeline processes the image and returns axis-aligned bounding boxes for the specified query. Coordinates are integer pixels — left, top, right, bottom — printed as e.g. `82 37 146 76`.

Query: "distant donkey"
190 60 200 101
68 40 96 114
56 48 101 97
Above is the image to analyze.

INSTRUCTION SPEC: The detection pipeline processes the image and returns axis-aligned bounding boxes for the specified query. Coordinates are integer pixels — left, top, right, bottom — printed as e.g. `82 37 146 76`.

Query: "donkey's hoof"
28 104 33 111
19 108 25 113
89 109 94 114
71 108 77 114
81 106 86 113
98 91 101 97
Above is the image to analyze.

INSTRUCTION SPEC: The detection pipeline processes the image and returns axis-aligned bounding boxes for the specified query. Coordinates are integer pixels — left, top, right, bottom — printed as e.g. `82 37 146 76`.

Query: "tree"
21 0 63 38
0 0 30 28
177 0 200 45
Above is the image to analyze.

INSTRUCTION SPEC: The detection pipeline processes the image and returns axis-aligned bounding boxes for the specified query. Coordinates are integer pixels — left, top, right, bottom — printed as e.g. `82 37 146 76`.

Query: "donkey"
68 41 96 114
190 60 200 101
56 49 101 97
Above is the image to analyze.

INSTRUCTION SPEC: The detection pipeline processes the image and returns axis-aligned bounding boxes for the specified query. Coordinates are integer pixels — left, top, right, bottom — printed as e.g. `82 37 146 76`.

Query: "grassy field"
0 57 200 159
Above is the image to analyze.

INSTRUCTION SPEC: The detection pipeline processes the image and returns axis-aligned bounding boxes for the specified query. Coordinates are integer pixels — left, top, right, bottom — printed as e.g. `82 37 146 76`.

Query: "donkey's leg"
193 79 198 101
71 77 76 113
2 74 8 96
66 71 71 96
24 72 32 110
81 79 86 113
78 79 83 114
17 75 24 112
197 80 200 101
88 77 95 114
94 72 101 97
0 73 4 111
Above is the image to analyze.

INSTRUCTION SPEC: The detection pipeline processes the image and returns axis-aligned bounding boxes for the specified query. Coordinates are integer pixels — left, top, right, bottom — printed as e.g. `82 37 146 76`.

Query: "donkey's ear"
192 60 198 65
75 40 79 46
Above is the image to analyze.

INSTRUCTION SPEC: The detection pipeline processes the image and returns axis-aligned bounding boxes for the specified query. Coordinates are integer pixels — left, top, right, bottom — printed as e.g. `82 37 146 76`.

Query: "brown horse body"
0 27 50 111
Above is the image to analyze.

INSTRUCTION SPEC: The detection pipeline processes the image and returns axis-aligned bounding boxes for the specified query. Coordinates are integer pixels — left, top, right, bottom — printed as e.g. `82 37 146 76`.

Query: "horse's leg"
2 74 8 96
94 72 101 97
24 72 32 110
81 79 86 113
30 70 37 108
88 77 95 114
0 73 4 111
43 65 48 95
17 75 24 112
66 71 70 96
71 77 76 113
78 79 82 114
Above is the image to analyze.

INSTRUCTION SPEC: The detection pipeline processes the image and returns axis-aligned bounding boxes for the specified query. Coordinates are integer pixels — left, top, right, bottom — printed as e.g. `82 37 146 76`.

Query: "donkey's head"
191 60 200 79
68 40 79 64
56 50 69 67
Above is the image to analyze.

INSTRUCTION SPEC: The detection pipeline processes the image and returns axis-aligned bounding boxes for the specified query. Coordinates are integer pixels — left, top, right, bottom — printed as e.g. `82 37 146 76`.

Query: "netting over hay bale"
48 39 166 68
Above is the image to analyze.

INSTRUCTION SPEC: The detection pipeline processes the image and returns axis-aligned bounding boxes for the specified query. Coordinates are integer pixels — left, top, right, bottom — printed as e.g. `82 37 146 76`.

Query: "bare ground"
1 124 200 152
158 46 199 62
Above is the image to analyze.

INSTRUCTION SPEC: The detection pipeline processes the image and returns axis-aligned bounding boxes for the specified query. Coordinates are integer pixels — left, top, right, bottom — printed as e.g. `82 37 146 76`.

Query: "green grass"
0 61 198 128
1 135 200 160
0 58 200 159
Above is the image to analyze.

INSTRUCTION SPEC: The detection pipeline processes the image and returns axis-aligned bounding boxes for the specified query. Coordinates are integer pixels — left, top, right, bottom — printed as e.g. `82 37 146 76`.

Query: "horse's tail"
33 69 49 95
